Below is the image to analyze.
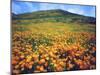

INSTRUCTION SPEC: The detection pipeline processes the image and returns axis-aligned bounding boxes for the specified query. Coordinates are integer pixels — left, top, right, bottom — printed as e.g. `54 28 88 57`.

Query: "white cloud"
23 2 39 12
39 3 60 10
67 8 85 15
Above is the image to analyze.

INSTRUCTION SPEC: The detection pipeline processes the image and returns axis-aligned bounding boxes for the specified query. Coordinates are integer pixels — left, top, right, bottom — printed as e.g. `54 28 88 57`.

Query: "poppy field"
12 22 96 74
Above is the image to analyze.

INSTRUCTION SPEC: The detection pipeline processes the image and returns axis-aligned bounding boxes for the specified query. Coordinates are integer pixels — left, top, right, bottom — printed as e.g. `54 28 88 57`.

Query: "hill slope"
12 9 96 24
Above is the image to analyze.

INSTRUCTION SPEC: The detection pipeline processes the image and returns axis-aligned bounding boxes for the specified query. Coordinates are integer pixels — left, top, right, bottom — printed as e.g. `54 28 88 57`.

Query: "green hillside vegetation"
12 9 96 24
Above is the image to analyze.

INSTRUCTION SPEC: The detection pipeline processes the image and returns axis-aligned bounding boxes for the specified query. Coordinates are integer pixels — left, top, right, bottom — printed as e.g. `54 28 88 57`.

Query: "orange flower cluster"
12 31 96 74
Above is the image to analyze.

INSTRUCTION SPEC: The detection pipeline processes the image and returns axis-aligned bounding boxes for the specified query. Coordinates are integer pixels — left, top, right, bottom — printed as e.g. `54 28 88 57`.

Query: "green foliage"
12 9 96 24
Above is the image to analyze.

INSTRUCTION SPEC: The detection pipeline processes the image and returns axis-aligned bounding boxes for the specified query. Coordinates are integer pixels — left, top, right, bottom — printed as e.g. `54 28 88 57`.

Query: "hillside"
12 9 96 24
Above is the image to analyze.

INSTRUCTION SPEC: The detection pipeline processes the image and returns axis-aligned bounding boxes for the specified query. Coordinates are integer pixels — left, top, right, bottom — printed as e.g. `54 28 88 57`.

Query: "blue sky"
12 1 96 17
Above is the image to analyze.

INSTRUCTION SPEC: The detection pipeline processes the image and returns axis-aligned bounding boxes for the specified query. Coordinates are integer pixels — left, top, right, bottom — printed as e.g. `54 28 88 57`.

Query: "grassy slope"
12 9 96 24
12 22 96 34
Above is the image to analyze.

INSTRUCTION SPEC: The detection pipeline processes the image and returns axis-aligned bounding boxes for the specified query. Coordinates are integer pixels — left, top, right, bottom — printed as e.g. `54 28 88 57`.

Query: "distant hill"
12 9 96 24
